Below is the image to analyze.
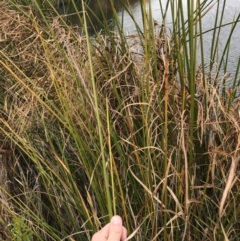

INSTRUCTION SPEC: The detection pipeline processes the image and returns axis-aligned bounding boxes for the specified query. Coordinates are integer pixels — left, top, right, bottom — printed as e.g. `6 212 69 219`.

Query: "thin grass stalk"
159 0 170 22
196 0 208 126
110 139 130 232
216 13 240 80
170 1 186 238
120 0 143 41
106 99 116 215
109 2 128 53
139 1 168 238
173 2 188 111
81 0 113 219
147 0 159 83
209 0 223 75
140 0 151 96
176 0 188 110
187 0 197 187
92 0 110 33
176 2 192 239
210 0 238 92
227 57 240 111
161 27 170 241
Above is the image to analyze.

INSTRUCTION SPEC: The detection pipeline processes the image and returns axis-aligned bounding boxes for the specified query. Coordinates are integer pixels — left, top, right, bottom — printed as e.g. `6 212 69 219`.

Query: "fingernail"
111 215 122 225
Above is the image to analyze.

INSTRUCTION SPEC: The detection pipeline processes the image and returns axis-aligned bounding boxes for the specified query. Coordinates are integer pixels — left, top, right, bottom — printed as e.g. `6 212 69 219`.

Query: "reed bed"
0 0 240 240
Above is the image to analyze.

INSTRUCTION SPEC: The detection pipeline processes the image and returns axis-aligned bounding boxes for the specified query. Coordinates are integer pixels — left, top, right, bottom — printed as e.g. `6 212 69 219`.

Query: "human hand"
91 215 127 241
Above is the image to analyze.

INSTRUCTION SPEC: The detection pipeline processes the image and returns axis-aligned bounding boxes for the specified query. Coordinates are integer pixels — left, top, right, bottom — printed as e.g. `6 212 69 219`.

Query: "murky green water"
57 0 139 33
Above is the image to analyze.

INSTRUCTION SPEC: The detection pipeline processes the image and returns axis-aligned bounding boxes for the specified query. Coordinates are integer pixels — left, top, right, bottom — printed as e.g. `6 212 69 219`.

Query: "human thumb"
107 216 123 241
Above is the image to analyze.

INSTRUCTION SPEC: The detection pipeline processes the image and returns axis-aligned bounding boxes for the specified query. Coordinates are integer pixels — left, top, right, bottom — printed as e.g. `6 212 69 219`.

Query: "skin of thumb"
107 216 123 241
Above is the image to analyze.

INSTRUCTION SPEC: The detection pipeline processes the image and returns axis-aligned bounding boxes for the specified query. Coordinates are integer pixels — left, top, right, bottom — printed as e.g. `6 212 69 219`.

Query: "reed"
0 0 240 240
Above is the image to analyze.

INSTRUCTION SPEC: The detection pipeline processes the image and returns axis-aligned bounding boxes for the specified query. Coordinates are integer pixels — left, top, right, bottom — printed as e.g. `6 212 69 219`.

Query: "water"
117 0 240 78
58 0 139 33
59 0 239 78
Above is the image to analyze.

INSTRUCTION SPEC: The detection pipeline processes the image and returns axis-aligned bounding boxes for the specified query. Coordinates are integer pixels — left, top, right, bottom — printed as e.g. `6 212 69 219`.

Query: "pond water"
118 0 240 77
59 0 239 77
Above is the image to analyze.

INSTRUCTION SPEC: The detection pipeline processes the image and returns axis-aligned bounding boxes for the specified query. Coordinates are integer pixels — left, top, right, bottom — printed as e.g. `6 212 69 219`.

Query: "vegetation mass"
0 0 240 240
